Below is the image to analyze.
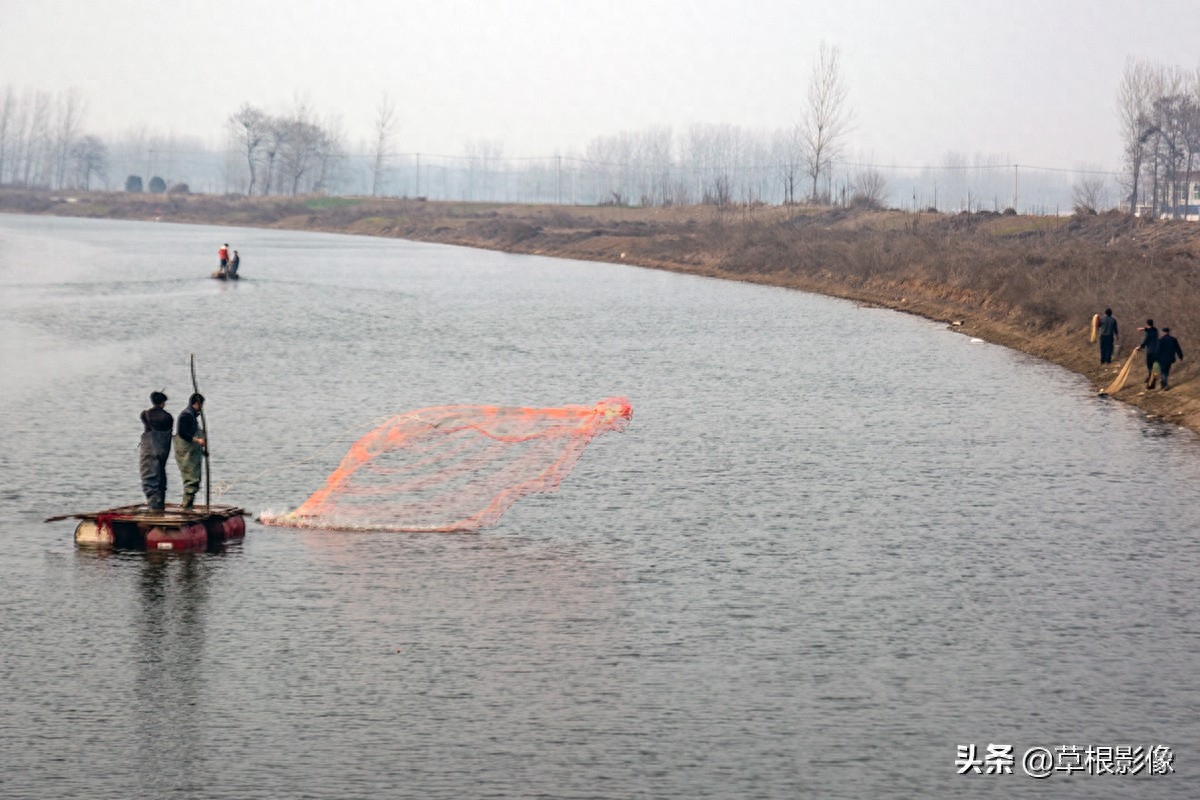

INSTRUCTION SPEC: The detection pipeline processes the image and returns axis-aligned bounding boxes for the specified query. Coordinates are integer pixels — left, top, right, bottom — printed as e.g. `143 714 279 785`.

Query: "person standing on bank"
139 391 173 510
1097 308 1119 365
1137 319 1159 387
1156 327 1184 390
174 393 207 509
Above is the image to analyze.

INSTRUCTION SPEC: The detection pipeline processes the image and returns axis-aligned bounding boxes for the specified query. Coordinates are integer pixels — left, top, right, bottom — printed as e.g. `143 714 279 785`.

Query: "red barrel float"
223 515 246 540
203 514 245 544
145 523 207 552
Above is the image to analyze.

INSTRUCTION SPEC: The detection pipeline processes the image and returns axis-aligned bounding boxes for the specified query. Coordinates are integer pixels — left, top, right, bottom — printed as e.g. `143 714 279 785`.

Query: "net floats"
47 504 246 552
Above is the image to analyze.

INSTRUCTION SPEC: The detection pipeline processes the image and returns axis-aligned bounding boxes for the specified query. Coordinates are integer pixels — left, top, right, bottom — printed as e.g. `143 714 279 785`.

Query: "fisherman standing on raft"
217 243 229 276
174 393 207 509
139 391 173 511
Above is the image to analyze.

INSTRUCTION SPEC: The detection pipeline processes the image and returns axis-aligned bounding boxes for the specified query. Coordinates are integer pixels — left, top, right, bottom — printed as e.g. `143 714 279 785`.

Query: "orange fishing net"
261 397 632 532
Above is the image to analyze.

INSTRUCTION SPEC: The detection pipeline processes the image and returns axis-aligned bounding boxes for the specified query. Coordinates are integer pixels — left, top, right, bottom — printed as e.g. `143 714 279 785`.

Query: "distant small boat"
46 503 246 551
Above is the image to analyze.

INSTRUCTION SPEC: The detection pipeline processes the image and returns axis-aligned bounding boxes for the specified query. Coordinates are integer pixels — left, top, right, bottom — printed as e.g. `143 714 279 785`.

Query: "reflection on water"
2 214 1200 799
134 553 209 793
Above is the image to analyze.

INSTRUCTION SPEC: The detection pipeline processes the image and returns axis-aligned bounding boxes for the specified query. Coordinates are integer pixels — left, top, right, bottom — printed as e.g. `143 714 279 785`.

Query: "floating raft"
45 503 246 551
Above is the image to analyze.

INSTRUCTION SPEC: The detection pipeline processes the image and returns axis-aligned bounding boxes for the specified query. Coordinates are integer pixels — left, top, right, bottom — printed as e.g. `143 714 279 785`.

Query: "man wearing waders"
174 393 207 509
139 391 173 511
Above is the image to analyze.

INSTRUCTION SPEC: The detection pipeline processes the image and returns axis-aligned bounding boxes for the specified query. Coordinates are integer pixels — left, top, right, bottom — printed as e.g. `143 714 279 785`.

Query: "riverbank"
5 188 1199 433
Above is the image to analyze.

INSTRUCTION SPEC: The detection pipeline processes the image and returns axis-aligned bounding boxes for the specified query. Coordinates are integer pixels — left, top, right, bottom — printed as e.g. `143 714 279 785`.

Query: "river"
1 213 1198 799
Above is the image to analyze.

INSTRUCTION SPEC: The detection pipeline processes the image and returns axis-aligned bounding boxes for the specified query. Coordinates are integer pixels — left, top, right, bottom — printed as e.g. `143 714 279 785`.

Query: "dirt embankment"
5 189 1200 433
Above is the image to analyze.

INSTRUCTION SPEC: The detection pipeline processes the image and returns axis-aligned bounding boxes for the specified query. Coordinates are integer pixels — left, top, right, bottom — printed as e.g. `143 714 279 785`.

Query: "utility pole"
556 155 562 205
416 153 421 198
1013 164 1019 212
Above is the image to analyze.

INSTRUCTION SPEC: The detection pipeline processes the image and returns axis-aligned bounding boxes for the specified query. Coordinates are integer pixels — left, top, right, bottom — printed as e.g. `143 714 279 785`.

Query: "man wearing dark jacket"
1156 327 1184 390
1097 308 1119 364
174 393 207 509
139 391 173 510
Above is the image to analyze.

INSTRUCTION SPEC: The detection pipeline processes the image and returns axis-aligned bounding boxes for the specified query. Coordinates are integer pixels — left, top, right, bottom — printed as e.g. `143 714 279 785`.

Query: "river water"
1 212 1198 799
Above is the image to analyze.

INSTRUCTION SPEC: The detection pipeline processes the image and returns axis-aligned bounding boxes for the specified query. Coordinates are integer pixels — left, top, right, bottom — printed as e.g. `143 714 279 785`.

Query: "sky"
1 0 1197 170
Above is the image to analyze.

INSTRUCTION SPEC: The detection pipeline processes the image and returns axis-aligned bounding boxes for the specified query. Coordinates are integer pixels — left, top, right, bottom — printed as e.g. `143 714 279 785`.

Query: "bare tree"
312 114 344 194
260 114 291 195
279 101 323 194
850 167 888 209
582 133 625 205
940 151 971 211
1117 60 1200 218
2 89 54 187
0 86 15 184
371 93 398 196
634 126 672 205
1159 71 1200 218
24 91 52 186
1117 58 1159 213
70 135 107 189
1071 171 1108 214
51 88 85 189
1181 69 1200 216
1149 68 1188 217
228 103 267 195
800 41 853 204
681 123 743 206
463 138 504 201
772 127 803 205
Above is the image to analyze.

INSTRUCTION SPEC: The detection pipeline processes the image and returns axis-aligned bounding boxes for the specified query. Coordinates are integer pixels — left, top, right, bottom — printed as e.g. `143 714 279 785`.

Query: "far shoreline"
4 189 1199 436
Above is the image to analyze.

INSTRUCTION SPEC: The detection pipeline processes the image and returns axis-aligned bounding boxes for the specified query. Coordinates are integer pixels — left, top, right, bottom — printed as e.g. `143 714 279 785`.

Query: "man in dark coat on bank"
139 391 173 510
1137 319 1159 388
1156 327 1184 390
1097 308 1119 364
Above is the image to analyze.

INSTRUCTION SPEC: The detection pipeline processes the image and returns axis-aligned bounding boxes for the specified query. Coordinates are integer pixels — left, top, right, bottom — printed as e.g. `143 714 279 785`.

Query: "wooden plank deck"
45 503 246 525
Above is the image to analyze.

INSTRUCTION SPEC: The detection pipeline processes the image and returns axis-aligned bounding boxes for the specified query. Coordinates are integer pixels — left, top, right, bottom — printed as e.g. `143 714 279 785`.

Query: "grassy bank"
5 188 1200 433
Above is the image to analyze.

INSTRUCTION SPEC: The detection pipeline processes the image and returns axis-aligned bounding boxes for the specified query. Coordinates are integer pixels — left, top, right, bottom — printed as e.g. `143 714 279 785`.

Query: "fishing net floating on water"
260 397 632 532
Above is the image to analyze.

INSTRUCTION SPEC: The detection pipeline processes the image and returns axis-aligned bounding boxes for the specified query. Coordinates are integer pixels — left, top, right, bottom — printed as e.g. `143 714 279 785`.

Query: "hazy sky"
2 0 1197 170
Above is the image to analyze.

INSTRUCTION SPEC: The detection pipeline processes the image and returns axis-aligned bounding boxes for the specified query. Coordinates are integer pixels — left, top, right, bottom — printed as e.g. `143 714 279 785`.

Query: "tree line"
1119 58 1200 218
0 82 1093 214
0 43 858 205
4 49 1192 218
226 102 344 196
0 87 105 190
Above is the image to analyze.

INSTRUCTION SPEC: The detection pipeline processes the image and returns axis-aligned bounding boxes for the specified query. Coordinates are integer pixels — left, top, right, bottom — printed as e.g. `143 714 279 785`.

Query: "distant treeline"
2 58 1196 216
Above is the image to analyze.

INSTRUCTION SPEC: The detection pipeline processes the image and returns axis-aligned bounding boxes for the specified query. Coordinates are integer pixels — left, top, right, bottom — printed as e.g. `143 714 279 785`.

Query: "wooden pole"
190 354 211 509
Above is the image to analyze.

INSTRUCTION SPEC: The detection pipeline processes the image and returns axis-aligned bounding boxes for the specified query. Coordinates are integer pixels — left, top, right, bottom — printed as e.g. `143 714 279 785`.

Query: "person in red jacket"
218 243 229 275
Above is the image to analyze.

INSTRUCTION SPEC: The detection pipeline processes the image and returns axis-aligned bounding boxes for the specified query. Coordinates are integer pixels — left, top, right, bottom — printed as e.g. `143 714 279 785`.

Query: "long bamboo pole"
190 354 211 509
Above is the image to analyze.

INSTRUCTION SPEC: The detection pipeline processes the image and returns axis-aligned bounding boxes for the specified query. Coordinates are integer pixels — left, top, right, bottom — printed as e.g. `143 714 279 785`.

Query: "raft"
46 503 247 551
211 271 239 281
